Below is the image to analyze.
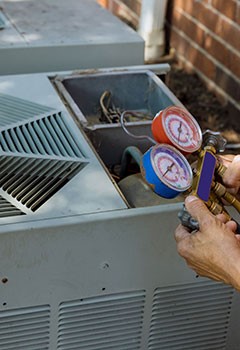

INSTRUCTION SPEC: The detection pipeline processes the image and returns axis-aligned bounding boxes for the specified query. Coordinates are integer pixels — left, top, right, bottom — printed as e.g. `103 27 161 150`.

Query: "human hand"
175 195 240 290
218 154 240 198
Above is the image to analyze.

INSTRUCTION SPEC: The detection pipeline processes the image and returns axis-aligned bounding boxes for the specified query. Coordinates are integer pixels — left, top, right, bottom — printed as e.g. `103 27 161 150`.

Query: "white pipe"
138 0 168 62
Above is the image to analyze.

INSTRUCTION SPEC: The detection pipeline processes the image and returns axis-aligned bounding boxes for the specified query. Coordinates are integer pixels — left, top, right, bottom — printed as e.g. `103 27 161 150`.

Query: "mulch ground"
165 64 240 151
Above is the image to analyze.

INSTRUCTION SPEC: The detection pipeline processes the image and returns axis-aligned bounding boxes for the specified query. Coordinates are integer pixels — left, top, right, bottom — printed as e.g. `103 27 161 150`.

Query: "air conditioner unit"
0 0 144 75
0 68 239 350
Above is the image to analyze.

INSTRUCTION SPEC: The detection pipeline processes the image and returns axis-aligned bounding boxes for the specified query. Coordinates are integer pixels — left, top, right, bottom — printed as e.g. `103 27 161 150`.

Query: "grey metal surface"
72 63 171 76
148 283 234 349
0 195 25 217
0 72 127 223
0 0 144 74
0 205 239 349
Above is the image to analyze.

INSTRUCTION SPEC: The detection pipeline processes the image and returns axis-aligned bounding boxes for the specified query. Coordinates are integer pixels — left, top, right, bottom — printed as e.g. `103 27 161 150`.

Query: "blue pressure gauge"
141 144 193 199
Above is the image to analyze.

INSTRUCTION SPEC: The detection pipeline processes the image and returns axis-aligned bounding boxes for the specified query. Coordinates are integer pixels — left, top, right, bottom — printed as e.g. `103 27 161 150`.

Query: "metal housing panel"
148 283 234 349
58 291 146 349
0 305 50 349
0 206 239 349
0 0 144 75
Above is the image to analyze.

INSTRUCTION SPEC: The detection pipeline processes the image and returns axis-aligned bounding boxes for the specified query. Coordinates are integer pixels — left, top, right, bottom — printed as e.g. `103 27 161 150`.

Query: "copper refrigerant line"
208 163 240 217
99 90 153 125
99 90 122 123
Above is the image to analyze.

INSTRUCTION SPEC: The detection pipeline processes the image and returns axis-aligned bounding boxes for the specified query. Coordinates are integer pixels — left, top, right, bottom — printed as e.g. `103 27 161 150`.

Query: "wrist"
231 275 240 292
228 254 240 292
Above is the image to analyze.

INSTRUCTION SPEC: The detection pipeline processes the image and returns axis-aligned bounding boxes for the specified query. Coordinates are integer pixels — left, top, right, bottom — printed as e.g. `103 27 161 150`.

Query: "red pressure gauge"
151 106 202 154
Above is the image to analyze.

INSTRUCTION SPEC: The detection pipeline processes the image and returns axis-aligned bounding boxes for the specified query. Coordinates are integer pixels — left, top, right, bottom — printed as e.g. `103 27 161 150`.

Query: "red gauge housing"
151 106 202 154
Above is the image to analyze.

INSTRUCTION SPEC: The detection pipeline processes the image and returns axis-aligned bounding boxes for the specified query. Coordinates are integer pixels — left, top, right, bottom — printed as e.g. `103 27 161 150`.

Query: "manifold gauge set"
141 106 202 199
139 105 240 232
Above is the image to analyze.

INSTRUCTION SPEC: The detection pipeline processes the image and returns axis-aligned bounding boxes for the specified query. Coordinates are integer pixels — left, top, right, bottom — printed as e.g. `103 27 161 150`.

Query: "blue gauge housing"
141 145 192 199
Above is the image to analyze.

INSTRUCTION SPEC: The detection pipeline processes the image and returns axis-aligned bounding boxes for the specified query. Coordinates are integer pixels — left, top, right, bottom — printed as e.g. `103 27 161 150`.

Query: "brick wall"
98 0 240 126
167 0 240 126
97 0 142 29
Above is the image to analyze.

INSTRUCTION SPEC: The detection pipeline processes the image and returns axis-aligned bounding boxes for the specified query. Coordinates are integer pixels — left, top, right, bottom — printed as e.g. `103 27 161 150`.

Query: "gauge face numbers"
151 145 192 191
163 109 202 152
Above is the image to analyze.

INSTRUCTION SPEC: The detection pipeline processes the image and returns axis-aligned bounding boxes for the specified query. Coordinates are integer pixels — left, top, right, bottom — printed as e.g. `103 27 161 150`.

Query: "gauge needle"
163 162 174 177
177 121 182 143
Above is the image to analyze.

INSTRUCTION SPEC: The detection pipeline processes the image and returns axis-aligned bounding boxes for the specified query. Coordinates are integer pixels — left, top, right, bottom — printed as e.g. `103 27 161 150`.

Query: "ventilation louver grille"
0 111 85 158
0 155 85 211
0 195 25 217
0 94 53 127
0 94 88 214
0 305 50 350
0 13 6 30
148 281 233 350
58 291 146 350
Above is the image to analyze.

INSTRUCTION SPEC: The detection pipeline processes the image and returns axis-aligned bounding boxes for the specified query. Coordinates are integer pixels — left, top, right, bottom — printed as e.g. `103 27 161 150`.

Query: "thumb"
185 195 213 225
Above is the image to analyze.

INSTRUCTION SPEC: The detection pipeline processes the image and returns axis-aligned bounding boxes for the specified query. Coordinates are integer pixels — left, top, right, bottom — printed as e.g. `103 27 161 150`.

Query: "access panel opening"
53 70 184 207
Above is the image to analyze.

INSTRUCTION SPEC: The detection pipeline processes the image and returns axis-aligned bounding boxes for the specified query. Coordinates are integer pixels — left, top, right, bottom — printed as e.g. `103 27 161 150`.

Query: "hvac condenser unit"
0 68 239 350
0 0 144 75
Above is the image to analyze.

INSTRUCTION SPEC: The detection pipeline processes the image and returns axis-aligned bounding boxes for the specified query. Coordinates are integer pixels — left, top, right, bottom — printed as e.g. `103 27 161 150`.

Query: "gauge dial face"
162 107 202 152
151 144 192 191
